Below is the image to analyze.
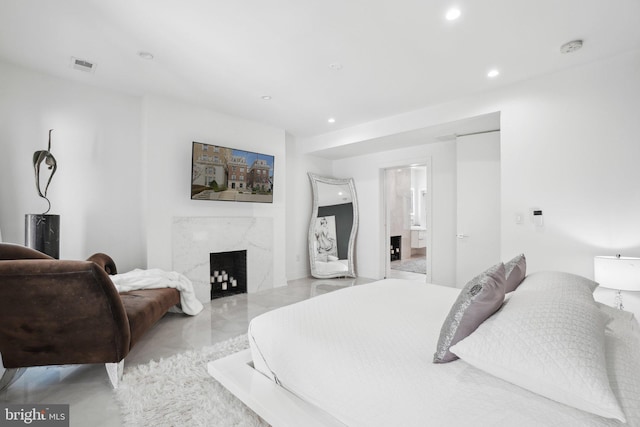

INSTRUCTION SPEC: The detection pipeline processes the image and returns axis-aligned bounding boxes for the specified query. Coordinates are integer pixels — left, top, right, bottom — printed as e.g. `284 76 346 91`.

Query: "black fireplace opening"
390 235 401 261
210 250 247 299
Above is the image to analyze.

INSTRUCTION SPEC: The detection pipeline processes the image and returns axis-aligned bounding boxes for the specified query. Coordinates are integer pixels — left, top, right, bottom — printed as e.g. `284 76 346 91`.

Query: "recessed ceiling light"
138 51 154 60
487 69 500 78
328 63 343 71
261 95 272 101
328 118 336 123
445 7 461 21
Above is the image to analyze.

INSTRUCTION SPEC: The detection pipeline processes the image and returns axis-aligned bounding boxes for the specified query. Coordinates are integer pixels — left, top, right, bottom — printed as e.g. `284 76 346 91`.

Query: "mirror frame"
308 173 359 279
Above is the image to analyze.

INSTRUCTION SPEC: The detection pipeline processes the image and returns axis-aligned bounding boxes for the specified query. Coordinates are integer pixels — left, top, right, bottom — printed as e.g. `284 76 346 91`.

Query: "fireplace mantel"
172 216 274 303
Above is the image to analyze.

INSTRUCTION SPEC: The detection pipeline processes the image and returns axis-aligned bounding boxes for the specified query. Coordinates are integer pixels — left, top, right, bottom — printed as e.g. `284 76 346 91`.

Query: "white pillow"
598 303 640 425
450 271 626 422
517 270 599 293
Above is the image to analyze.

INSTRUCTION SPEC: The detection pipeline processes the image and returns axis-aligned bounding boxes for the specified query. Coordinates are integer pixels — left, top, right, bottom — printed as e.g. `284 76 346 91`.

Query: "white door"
455 132 501 287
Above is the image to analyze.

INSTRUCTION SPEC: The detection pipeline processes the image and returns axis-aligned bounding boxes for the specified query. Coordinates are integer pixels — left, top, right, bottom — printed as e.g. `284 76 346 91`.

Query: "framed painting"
191 141 274 203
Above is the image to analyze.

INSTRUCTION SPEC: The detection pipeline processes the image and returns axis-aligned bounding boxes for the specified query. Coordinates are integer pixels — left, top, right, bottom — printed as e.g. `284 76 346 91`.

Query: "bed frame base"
207 349 346 427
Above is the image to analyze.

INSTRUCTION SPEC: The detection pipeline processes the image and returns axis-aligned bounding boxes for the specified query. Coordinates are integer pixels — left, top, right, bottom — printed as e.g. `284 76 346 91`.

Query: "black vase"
25 214 60 259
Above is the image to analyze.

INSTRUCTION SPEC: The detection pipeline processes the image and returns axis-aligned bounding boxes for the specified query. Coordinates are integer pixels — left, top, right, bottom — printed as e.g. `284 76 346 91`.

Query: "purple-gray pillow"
504 253 526 293
433 263 506 363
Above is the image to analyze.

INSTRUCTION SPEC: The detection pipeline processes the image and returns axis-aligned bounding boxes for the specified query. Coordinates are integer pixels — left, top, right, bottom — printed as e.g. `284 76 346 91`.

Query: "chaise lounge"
0 243 180 390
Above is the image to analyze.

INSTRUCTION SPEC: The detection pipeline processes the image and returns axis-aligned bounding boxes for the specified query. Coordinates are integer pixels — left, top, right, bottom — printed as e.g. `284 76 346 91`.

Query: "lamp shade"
594 256 640 292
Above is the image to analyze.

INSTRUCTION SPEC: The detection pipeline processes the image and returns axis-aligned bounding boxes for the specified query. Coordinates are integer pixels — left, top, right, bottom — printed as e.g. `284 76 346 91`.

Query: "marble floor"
390 254 427 278
0 276 374 427
388 268 427 281
388 254 428 281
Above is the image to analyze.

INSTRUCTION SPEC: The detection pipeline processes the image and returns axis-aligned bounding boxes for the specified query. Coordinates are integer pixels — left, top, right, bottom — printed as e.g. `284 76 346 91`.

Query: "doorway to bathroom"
384 163 432 282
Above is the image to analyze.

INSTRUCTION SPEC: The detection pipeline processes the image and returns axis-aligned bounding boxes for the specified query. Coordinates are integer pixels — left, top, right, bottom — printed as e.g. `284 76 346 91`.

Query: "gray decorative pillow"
504 253 526 293
433 263 506 363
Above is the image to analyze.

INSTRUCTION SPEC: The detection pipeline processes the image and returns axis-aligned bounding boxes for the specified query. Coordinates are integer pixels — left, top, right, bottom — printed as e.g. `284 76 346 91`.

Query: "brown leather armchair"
0 243 180 390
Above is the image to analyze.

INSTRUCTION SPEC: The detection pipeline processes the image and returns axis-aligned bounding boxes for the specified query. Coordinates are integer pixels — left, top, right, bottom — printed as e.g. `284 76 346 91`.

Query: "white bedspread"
248 279 639 427
110 268 203 315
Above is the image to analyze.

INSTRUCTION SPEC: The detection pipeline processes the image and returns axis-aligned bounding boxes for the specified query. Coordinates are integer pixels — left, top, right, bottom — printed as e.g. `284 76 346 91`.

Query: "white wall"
285 133 332 280
411 166 427 228
3 47 640 314
498 52 640 274
332 141 457 284
142 95 288 287
0 62 290 287
299 49 640 312
0 61 145 271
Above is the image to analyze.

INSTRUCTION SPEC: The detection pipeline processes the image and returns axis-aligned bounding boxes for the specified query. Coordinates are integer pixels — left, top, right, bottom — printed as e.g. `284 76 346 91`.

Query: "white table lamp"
594 255 640 310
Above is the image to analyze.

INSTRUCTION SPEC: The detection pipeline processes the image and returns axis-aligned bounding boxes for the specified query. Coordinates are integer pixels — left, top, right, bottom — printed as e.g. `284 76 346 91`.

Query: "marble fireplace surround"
172 216 274 303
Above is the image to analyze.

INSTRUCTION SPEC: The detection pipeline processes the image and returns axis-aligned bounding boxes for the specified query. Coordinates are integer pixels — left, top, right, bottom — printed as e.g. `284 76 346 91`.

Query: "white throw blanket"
110 268 203 316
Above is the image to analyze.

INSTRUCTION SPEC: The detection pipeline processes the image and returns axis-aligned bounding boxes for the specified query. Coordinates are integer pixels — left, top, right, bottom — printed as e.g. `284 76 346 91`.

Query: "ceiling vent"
560 40 583 54
70 57 97 73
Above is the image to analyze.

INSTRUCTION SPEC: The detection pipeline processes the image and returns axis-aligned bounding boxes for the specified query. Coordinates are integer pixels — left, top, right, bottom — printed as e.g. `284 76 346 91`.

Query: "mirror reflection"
308 173 358 279
310 278 357 297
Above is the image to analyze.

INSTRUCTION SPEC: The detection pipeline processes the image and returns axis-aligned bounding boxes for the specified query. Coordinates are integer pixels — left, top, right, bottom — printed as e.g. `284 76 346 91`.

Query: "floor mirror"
308 173 358 279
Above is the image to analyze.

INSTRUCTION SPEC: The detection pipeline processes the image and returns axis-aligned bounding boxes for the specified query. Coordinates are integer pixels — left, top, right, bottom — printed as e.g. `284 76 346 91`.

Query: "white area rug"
114 335 268 427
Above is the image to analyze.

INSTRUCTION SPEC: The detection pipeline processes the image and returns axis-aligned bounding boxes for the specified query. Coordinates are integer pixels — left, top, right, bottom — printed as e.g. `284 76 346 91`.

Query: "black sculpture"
32 129 57 214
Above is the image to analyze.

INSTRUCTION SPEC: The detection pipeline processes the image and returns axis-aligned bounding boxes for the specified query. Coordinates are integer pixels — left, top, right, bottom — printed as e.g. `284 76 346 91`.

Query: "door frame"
381 157 433 282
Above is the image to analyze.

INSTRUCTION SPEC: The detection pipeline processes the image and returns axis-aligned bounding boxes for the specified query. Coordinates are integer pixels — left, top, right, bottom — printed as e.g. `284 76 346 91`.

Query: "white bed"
209 277 640 426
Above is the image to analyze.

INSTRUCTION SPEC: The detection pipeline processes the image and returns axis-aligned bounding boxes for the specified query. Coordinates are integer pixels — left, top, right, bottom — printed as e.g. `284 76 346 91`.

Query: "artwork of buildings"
191 142 273 201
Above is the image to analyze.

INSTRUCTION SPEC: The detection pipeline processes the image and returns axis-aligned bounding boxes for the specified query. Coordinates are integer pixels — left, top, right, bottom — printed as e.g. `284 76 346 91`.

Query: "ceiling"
1 0 639 138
